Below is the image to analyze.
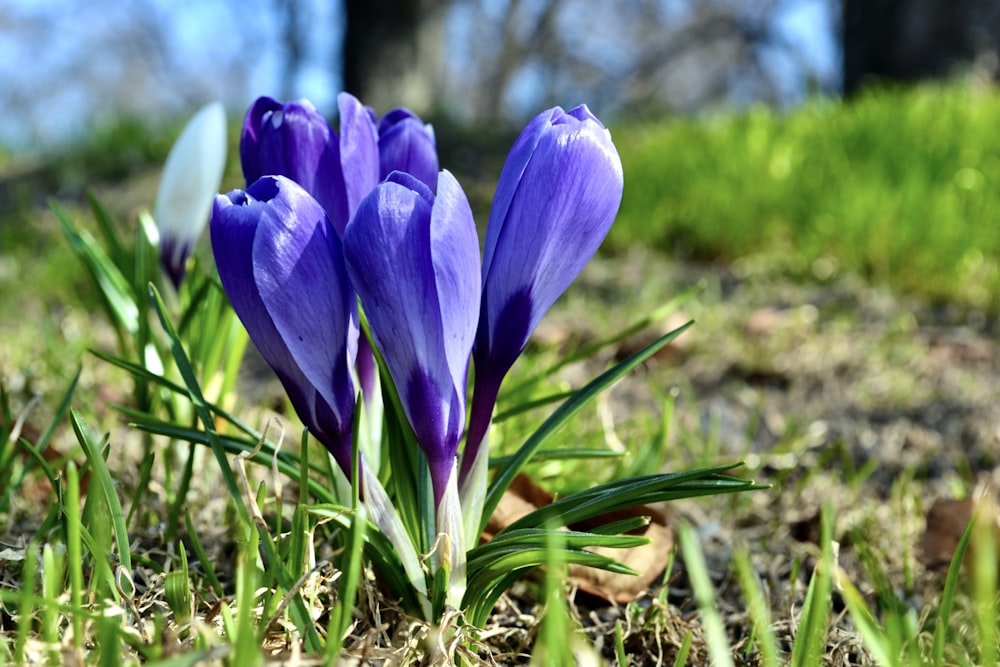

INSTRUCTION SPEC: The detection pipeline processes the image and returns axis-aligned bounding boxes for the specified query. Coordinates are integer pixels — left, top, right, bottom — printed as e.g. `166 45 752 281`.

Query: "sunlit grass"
613 83 1000 311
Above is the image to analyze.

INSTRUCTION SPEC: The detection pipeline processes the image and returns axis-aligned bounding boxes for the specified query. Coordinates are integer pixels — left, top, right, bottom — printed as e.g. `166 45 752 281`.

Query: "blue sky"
0 0 839 150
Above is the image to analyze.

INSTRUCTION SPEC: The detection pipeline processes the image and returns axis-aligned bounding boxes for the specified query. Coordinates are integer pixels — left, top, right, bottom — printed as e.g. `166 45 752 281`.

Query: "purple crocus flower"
378 108 438 191
343 171 481 506
240 93 379 237
241 94 381 400
210 175 359 475
461 105 624 483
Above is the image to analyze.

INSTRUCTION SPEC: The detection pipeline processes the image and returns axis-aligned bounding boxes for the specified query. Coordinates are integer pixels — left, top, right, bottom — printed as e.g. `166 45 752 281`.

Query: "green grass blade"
971 506 997 667
14 543 39 665
931 508 977 665
32 366 81 456
124 417 337 504
671 630 693 667
678 521 734 667
488 447 622 467
149 283 323 651
184 510 224 598
69 410 132 574
492 390 575 423
54 201 138 337
532 526 575 667
483 321 695 531
164 543 193 623
87 189 129 270
464 544 639 622
733 546 781 667
64 461 84 651
231 521 263 667
837 569 896 667
510 286 700 394
790 505 834 667
327 433 367 657
41 544 63 663
501 464 757 532
149 283 247 521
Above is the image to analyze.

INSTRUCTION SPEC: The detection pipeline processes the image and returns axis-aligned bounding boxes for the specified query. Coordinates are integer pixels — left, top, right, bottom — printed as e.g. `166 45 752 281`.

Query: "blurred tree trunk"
342 0 448 114
842 0 1000 95
275 0 305 100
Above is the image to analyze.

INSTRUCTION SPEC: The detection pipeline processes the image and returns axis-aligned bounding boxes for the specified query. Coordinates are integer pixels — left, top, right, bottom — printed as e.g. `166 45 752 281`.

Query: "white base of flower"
435 463 466 611
362 464 432 618
357 373 383 472
459 429 490 548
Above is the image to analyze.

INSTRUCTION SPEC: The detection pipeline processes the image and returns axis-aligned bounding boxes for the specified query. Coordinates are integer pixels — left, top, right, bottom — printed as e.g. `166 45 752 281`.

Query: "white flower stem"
459 429 490 547
361 464 432 618
436 464 466 610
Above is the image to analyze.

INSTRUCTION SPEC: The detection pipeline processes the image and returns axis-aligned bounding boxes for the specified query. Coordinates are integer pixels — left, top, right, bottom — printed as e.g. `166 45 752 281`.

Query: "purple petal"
343 170 480 504
249 178 359 429
211 176 358 472
240 97 282 183
378 108 439 191
479 108 557 281
159 236 195 290
463 106 622 484
337 92 380 226
477 105 623 379
240 97 349 237
430 171 481 388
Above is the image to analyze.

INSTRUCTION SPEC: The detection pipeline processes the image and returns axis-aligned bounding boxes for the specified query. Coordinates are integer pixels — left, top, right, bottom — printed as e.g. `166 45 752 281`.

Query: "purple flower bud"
343 171 481 506
462 105 624 482
240 93 379 237
210 176 359 474
377 108 438 191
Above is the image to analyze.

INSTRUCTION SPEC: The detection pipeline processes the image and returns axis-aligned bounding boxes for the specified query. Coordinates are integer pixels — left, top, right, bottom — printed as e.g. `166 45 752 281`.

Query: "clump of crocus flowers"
210 93 623 613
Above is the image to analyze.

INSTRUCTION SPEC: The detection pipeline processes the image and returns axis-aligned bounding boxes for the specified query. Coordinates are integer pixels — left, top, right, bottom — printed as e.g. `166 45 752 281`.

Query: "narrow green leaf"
837 570 895 667
468 528 648 565
671 631 693 667
678 521 734 667
614 620 627 667
733 546 782 667
14 543 38 665
164 544 193 623
33 367 81 455
483 321 695 532
124 418 336 504
790 505 834 667
41 544 63 662
463 544 638 620
501 464 756 532
492 390 576 423
54 201 138 337
149 283 323 651
184 511 223 598
150 283 249 523
510 286 701 394
87 190 129 270
488 447 622 467
69 410 132 574
64 462 84 650
932 509 976 665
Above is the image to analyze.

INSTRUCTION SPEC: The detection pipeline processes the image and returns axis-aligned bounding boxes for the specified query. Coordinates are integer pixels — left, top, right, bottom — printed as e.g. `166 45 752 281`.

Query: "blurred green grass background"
3 82 1000 321
610 83 1000 311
